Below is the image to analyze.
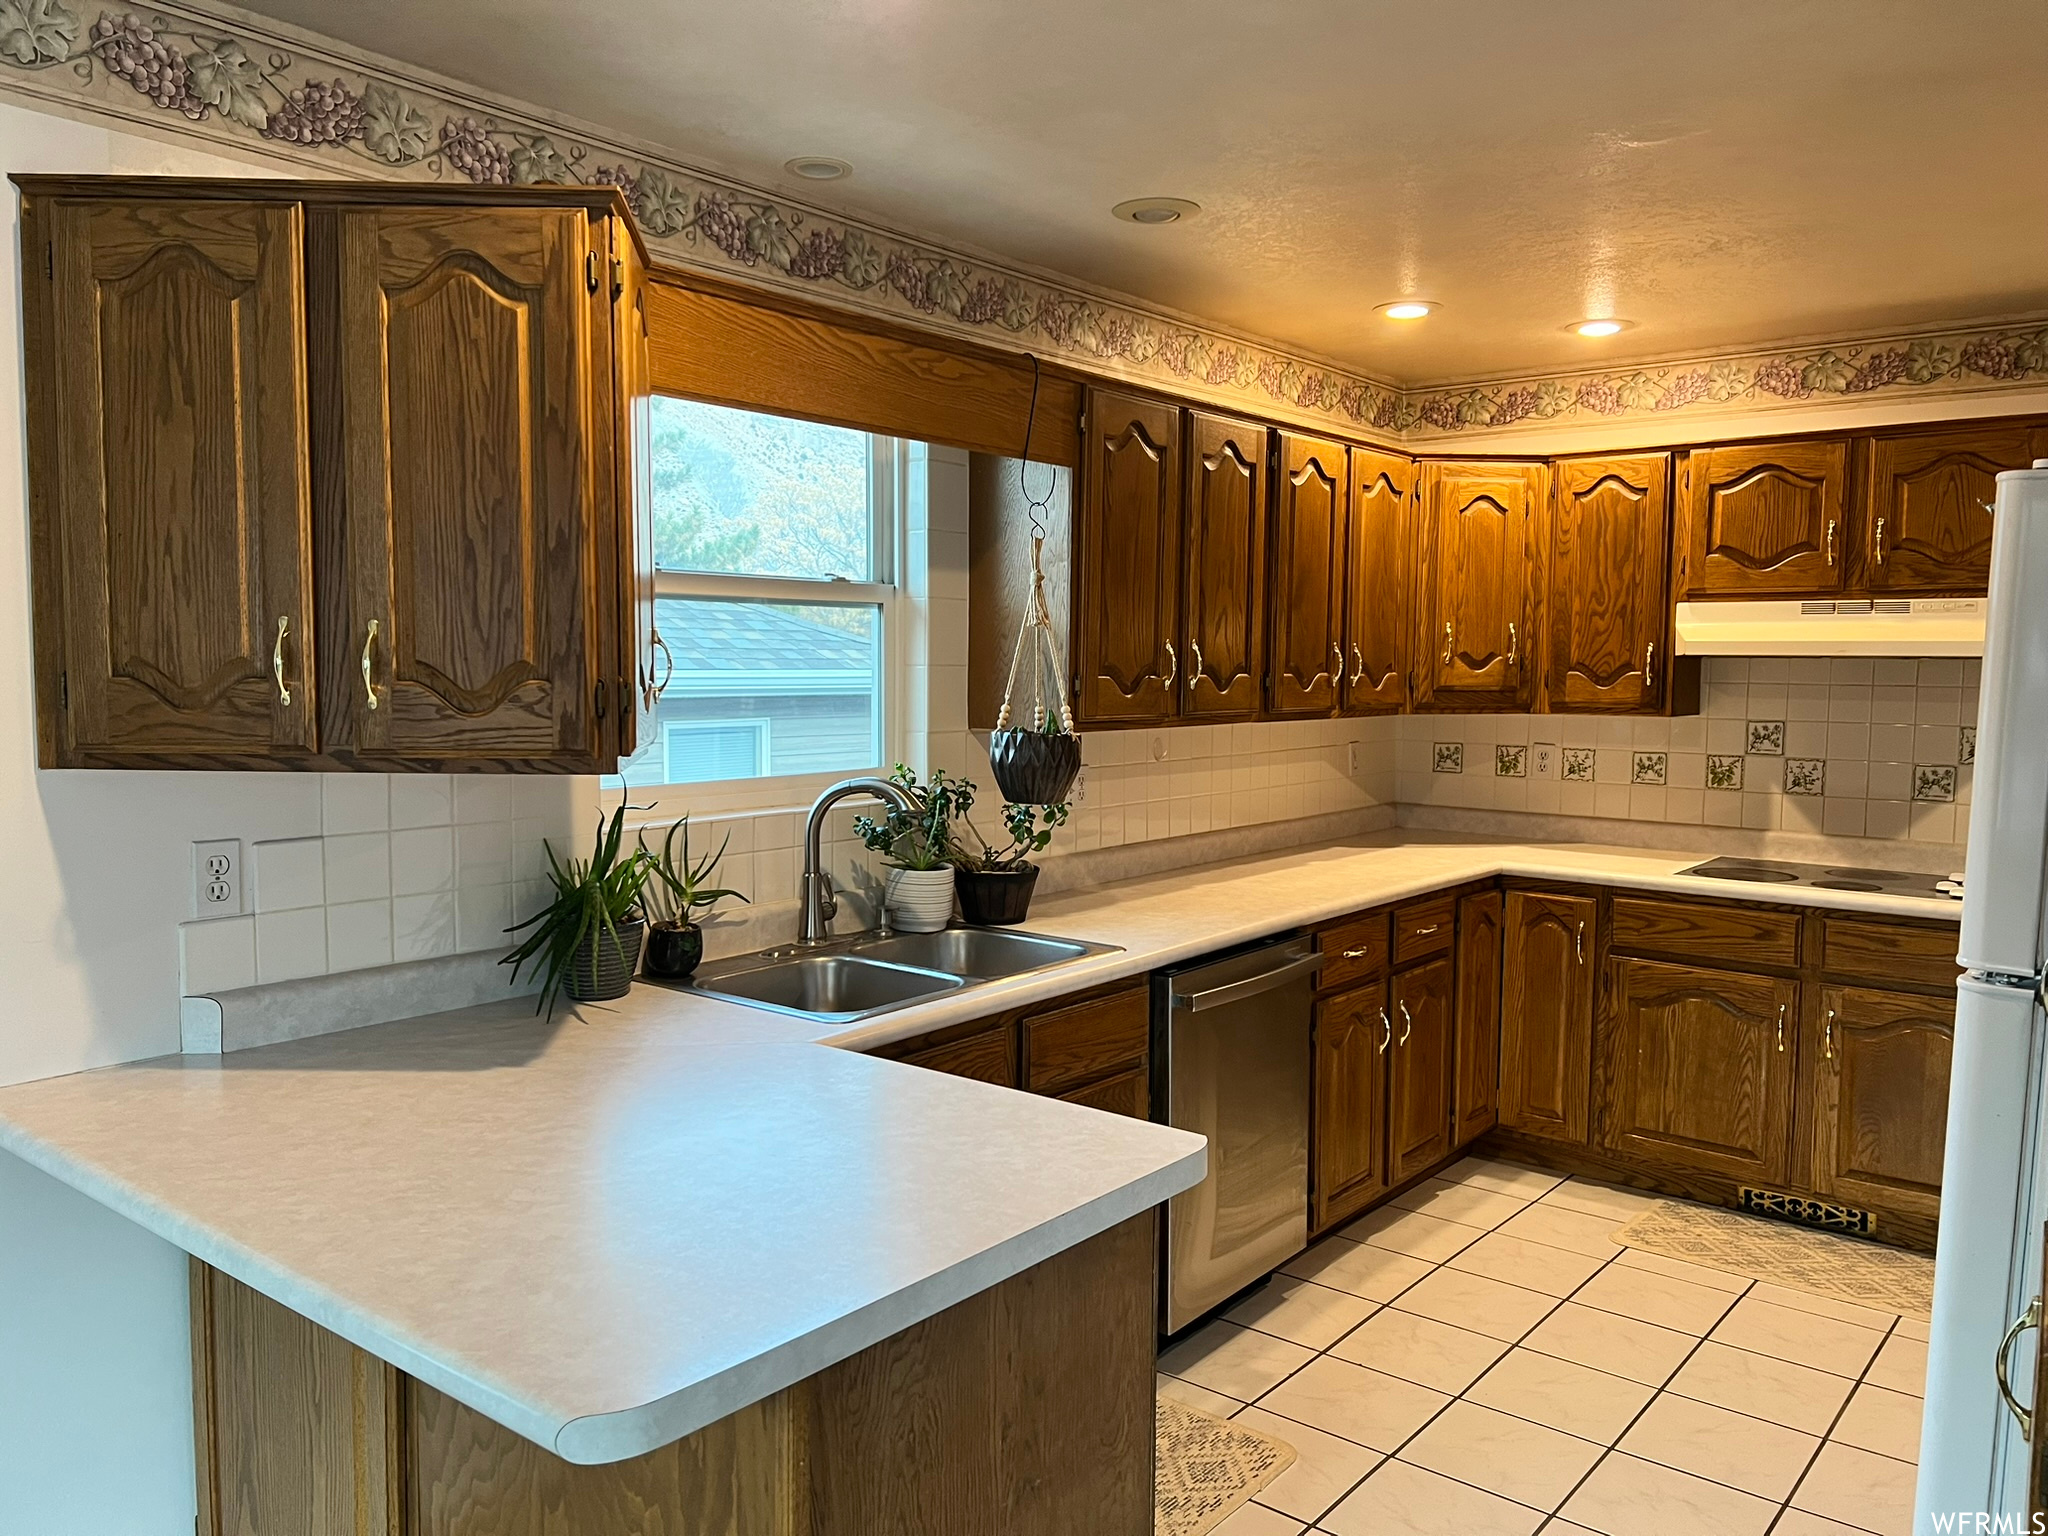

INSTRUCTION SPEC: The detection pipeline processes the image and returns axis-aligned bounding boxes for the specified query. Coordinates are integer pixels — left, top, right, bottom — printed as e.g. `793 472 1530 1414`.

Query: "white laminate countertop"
0 832 1960 1465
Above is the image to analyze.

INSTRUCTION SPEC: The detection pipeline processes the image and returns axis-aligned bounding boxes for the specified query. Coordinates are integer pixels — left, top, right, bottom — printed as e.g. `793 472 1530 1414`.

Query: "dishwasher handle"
1172 951 1325 1013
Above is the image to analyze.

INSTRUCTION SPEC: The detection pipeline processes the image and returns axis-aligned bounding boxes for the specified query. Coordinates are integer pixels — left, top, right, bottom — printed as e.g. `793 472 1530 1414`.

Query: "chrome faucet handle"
816 871 837 924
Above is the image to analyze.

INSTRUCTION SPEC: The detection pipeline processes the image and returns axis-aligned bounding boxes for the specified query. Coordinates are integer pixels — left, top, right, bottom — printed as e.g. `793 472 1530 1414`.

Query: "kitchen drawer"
1610 895 1801 970
895 1020 1016 1086
1822 917 1962 989
1318 911 1390 991
1059 1066 1149 1119
1393 896 1456 966
1022 985 1149 1095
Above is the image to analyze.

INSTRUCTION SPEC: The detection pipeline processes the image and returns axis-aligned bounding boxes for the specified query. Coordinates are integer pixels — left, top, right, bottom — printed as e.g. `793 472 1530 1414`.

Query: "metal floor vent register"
1739 1186 1876 1236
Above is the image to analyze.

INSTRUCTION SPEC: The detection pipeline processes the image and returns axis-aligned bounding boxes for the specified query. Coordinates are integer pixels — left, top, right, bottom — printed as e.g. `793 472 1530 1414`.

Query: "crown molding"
5 0 2047 449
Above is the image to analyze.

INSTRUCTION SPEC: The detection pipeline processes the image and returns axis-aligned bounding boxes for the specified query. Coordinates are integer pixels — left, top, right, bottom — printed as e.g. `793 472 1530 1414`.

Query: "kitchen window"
609 396 903 810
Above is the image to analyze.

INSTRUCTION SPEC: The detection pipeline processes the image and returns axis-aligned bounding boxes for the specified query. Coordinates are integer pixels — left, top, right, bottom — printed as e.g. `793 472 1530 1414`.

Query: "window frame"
605 425 908 817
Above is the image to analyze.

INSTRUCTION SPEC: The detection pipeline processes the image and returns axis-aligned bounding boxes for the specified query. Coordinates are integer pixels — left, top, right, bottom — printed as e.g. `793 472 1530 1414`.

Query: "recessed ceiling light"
1571 317 1634 337
785 157 852 181
1112 197 1201 225
1376 300 1436 320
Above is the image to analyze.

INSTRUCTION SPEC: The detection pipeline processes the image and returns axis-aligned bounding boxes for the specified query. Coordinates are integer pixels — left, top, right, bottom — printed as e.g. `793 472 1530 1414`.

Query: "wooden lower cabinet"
1809 985 1955 1222
191 1218 1158 1536
1598 959 1798 1185
1453 890 1503 1146
1389 957 1456 1183
1499 890 1596 1144
879 981 1151 1119
1313 980 1389 1231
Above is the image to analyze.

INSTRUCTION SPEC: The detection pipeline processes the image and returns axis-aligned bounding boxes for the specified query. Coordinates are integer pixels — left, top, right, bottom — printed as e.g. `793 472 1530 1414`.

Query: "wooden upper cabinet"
329 206 605 767
1416 462 1541 710
1453 889 1504 1147
1344 448 1414 714
1313 981 1389 1232
1074 388 1181 723
611 220 658 760
1267 433 1348 716
1682 439 1848 597
1548 454 1672 713
1500 889 1595 1144
1388 956 1456 1184
25 196 317 766
1598 958 1798 1186
1181 412 1267 718
1809 985 1954 1221
1862 423 2048 595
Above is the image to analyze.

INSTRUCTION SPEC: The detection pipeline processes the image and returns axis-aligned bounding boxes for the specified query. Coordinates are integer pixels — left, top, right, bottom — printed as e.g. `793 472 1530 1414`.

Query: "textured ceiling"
232 0 2048 385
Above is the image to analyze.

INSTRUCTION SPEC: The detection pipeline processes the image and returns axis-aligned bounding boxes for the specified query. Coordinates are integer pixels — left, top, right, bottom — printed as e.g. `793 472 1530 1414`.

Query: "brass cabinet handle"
272 615 292 706
361 619 381 712
1190 639 1205 686
1874 516 1887 567
1397 1000 1414 1047
1507 621 1518 667
1163 641 1177 690
1442 621 1454 666
1825 518 1838 566
1576 920 1585 965
1331 642 1344 685
1776 1002 1787 1053
1824 1008 1836 1060
1998 1295 2042 1440
650 628 674 703
1644 642 1657 693
1342 945 1375 959
1412 924 1441 937
1377 1008 1391 1054
1350 643 1365 686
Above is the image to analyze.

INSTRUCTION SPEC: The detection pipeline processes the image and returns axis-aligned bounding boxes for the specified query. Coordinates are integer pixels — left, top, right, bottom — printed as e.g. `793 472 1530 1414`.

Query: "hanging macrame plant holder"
989 501 1081 805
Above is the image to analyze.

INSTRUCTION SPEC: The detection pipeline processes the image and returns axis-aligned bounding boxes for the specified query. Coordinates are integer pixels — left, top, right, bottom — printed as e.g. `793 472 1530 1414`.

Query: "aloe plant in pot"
851 765 971 933
503 802 652 1017
638 815 750 980
953 799 1070 926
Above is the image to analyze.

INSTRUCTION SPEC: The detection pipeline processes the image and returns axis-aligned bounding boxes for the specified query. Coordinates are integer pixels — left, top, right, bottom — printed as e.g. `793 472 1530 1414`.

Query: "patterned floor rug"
1614 1200 1936 1318
1155 1395 1296 1536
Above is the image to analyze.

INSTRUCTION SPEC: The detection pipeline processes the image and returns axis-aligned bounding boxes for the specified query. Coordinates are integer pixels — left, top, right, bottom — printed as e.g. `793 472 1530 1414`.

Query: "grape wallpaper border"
5 0 2048 445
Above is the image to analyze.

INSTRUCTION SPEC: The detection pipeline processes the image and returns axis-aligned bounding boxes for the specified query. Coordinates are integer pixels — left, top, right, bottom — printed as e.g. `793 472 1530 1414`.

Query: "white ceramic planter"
885 867 955 933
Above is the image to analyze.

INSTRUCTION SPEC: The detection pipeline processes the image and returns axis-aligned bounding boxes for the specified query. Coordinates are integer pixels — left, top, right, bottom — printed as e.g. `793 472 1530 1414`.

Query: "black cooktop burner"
1680 856 1955 899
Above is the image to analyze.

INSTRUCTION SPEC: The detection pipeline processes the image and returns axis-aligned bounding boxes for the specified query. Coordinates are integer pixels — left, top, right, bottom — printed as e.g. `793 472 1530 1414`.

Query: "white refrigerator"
1919 462 2048 1529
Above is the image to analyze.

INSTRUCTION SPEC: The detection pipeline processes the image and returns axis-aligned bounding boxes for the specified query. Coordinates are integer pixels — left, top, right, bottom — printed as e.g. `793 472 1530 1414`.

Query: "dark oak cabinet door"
335 205 605 766
1267 433 1348 715
1548 454 1672 713
1417 463 1540 710
1863 424 2048 595
1810 985 1953 1221
1181 412 1267 718
31 197 317 764
1074 388 1181 722
1453 890 1504 1146
1500 890 1596 1144
1313 981 1389 1232
612 221 657 761
1682 439 1848 597
1344 447 1414 714
1389 957 1456 1183
1598 958 1798 1185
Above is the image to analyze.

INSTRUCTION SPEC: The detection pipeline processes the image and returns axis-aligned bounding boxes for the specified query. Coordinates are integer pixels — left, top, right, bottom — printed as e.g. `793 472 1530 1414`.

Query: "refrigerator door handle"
1996 1294 2042 1440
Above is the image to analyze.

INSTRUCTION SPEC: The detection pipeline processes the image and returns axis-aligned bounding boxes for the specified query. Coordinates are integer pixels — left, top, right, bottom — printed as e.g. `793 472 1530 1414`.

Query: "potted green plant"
503 801 652 1016
639 815 750 979
952 799 1071 925
852 765 972 933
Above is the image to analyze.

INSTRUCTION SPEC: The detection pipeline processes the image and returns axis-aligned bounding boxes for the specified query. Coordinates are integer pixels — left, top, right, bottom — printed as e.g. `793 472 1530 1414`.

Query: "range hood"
1673 597 1986 657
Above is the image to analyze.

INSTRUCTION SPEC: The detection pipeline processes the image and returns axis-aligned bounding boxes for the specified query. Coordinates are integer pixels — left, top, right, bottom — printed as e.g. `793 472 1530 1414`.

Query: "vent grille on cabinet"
1738 1186 1876 1236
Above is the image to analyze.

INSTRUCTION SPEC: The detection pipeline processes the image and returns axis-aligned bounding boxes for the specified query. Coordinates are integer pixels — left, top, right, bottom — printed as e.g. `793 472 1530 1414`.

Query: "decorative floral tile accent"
1747 721 1786 756
1914 764 1958 803
1433 743 1463 774
1495 745 1527 778
1961 726 1977 765
1785 758 1827 796
1706 755 1745 791
1631 752 1668 786
1562 747 1596 783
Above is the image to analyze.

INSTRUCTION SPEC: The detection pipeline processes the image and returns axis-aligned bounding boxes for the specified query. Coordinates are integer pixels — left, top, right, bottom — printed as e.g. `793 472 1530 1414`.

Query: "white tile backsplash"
390 827 455 896
326 898 395 973
252 837 324 912
390 774 453 830
255 906 327 983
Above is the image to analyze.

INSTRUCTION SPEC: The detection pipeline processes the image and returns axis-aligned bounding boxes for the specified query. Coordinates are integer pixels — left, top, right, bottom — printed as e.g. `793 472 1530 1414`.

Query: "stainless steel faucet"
799 775 920 944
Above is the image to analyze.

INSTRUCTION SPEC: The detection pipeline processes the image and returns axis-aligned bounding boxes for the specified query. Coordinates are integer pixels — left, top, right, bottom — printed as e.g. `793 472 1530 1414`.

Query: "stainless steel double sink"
651 926 1122 1025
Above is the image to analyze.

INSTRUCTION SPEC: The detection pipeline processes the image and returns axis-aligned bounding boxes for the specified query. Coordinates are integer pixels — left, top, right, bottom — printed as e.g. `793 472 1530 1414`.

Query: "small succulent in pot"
853 765 974 932
952 799 1071 926
503 801 653 1017
638 815 750 979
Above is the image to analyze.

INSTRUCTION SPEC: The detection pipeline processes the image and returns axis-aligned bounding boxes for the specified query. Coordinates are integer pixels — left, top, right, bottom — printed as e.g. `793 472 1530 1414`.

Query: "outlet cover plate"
193 839 243 919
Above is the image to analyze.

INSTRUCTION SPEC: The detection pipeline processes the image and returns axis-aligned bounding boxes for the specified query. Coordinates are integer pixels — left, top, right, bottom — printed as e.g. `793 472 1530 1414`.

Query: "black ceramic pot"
954 865 1040 926
988 728 1081 806
643 921 704 980
566 917 645 1002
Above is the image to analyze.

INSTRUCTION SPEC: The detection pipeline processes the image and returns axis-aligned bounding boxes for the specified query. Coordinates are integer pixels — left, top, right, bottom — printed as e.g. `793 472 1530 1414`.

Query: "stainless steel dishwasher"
1155 935 1321 1333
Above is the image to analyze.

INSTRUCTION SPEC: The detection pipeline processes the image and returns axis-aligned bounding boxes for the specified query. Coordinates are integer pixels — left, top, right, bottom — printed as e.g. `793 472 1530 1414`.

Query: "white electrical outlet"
1073 767 1089 805
1347 741 1361 777
192 839 243 919
1533 743 1558 781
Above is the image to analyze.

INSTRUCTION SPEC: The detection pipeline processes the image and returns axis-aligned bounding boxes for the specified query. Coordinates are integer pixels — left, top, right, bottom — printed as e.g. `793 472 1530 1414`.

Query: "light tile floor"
1157 1157 1925 1536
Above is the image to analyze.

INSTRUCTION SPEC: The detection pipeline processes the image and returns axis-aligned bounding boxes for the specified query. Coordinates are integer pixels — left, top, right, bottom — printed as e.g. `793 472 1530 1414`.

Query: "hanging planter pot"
989 727 1081 806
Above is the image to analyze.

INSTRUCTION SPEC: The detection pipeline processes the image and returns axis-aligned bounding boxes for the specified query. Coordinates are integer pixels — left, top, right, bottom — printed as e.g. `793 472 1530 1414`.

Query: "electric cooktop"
1679 856 1962 900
